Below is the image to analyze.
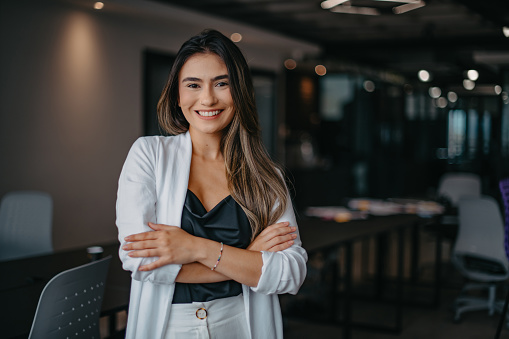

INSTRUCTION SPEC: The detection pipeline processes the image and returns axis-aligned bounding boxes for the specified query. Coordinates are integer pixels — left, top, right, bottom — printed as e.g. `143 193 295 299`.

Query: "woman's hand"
122 222 200 271
247 221 297 252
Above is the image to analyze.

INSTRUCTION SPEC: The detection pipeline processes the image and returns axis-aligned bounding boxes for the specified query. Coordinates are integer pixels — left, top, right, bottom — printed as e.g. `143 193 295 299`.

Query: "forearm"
194 238 263 287
175 262 230 283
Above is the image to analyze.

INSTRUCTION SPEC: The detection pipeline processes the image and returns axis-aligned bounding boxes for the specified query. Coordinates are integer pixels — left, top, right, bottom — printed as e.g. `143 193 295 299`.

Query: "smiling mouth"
196 110 222 117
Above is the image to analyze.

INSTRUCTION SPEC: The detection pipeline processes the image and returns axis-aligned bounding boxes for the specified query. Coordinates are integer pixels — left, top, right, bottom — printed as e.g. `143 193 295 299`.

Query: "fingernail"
291 227 297 231
292 234 297 239
128 252 133 257
124 237 130 241
289 240 294 245
122 246 127 250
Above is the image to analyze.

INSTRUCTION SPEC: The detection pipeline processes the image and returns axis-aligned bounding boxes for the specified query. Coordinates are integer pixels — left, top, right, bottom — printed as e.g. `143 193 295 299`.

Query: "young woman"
116 29 307 339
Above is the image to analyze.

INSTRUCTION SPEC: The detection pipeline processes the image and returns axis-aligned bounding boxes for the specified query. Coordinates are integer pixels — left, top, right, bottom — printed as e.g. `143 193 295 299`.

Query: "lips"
196 110 222 117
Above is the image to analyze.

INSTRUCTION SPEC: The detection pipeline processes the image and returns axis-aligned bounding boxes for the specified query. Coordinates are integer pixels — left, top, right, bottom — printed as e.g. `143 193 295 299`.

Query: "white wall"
0 0 319 251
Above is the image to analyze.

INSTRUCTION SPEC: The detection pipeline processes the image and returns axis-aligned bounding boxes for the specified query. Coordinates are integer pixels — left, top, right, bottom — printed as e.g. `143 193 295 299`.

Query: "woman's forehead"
180 53 227 76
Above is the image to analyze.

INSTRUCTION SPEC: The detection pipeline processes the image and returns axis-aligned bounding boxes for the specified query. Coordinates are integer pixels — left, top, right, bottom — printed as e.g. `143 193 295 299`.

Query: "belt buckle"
196 307 207 320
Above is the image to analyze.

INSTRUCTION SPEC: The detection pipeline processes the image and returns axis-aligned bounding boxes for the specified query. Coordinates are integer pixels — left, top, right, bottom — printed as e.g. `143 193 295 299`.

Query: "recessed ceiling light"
429 87 441 98
436 97 447 108
284 59 297 70
418 70 431 82
315 65 327 76
94 2 104 10
463 79 475 90
447 91 458 103
503 27 509 38
230 33 242 43
467 70 479 81
363 80 375 92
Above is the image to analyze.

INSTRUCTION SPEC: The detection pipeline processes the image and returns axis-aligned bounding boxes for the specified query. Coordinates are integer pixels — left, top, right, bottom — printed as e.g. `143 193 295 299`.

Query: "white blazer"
116 132 308 339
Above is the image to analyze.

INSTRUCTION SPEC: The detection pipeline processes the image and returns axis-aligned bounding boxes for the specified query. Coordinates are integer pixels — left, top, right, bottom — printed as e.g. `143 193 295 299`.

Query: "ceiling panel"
156 0 509 88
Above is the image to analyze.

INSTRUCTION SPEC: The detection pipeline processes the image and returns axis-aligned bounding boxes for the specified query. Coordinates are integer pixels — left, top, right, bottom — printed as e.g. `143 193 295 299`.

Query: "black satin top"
172 189 252 304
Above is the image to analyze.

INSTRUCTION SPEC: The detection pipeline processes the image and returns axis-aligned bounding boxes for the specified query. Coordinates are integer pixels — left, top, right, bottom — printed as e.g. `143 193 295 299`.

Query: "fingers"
268 240 295 252
127 248 157 258
122 240 157 251
148 222 175 231
258 222 296 242
266 233 297 249
124 231 158 242
139 259 164 271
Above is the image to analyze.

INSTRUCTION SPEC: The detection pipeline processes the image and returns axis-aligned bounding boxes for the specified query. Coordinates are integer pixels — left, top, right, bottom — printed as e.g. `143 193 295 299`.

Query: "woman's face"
178 52 235 137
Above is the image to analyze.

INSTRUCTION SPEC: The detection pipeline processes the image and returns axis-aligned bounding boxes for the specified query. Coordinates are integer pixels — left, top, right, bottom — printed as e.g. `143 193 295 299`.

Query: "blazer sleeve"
250 193 308 295
116 137 182 284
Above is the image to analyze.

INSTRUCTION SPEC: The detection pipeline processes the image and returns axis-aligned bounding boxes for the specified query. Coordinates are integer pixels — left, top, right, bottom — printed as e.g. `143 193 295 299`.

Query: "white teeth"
197 110 221 117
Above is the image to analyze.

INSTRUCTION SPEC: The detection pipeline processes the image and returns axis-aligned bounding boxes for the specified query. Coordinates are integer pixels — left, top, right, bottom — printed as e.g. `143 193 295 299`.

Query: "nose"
200 86 218 106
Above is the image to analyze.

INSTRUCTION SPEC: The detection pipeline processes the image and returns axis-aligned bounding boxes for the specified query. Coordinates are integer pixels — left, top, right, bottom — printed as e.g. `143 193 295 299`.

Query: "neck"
189 128 223 161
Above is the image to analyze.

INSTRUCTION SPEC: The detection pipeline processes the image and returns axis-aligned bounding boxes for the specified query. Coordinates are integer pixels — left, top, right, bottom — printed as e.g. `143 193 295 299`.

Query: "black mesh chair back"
28 256 111 339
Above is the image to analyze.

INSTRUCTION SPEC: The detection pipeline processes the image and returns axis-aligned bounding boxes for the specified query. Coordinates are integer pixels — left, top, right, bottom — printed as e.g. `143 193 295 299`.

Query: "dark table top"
0 242 131 339
298 214 424 253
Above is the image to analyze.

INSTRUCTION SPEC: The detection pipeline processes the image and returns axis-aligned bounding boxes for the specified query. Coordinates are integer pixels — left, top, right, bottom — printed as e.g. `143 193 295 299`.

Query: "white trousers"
165 294 250 339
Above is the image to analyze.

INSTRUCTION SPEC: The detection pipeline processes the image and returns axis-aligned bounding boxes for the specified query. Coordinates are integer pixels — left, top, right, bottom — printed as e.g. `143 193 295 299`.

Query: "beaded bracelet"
211 242 224 271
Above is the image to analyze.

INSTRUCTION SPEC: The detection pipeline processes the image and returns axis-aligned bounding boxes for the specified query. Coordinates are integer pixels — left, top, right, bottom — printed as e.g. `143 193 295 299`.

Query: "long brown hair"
157 29 288 237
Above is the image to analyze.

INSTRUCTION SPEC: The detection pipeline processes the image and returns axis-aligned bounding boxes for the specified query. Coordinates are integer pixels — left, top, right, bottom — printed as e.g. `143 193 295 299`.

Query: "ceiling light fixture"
503 27 509 38
315 65 327 76
393 1 425 14
324 0 424 15
321 0 349 10
284 59 297 70
447 91 458 103
463 79 475 90
429 87 441 98
94 2 104 10
330 4 380 15
466 69 479 81
230 33 242 42
418 70 431 82
436 97 447 108
363 80 375 92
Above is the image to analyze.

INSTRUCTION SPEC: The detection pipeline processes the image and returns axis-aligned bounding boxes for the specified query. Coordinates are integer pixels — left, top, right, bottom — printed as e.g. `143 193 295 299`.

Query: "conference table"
0 242 131 339
295 213 442 339
1 215 442 339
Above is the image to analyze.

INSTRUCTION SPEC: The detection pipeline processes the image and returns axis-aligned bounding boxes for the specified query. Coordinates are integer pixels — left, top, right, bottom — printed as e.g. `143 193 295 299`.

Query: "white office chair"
452 196 509 323
438 172 481 208
0 191 53 261
28 256 112 339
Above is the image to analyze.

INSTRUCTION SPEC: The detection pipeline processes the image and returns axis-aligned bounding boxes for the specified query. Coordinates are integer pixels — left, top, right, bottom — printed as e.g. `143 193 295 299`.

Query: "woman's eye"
216 81 229 87
187 83 199 88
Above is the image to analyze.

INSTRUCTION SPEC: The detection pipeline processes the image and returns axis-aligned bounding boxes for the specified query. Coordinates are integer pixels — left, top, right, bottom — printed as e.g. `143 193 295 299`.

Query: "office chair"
28 255 111 339
437 172 481 208
432 172 482 249
0 191 53 261
452 196 509 323
495 178 509 338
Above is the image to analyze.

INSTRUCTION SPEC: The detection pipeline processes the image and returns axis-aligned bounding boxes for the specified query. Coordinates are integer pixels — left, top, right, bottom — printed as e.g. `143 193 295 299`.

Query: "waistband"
168 294 244 326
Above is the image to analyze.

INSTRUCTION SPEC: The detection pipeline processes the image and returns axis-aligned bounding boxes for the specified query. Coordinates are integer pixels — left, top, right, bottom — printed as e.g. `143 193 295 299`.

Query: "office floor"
281 229 509 339
282 282 507 339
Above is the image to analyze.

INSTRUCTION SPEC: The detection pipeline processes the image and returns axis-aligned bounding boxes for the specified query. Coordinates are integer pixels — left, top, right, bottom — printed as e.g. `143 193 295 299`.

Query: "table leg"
329 248 339 322
433 230 443 307
375 234 388 299
411 222 420 284
395 227 405 333
343 242 353 339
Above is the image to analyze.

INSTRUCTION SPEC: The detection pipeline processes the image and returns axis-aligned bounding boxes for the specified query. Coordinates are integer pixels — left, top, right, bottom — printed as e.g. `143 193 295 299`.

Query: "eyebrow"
181 74 229 82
